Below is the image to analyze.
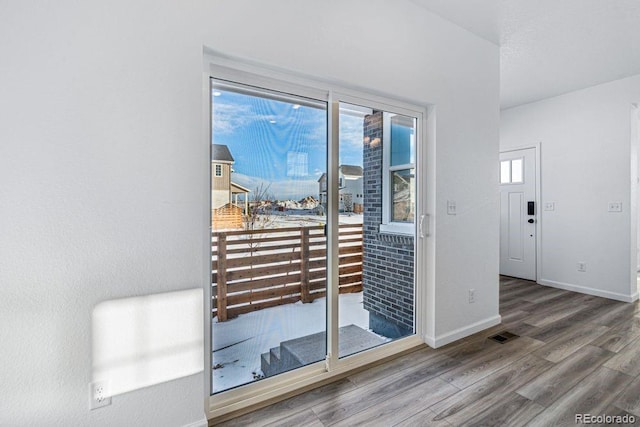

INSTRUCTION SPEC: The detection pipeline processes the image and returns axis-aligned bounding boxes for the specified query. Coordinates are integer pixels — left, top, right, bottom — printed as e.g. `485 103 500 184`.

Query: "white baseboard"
182 417 208 427
424 315 502 349
538 278 636 303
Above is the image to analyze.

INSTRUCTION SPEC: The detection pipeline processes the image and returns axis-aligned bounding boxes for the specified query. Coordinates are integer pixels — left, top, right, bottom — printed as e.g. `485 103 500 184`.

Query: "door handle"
528 218 535 224
419 214 429 238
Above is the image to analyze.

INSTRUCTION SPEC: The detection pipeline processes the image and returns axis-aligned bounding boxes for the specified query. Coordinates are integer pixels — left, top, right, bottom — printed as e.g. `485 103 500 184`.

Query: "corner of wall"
425 315 502 348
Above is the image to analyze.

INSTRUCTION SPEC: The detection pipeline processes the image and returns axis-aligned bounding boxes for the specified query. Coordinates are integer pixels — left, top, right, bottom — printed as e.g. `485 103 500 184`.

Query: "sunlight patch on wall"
92 288 203 397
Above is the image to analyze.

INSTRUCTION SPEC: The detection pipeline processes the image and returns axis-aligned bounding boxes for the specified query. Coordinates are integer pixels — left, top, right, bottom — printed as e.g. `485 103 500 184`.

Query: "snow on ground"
267 212 363 228
211 292 372 394
211 212 367 393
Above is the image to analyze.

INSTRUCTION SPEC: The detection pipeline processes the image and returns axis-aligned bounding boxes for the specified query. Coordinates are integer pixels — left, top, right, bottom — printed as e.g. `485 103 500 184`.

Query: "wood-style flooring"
214 277 640 426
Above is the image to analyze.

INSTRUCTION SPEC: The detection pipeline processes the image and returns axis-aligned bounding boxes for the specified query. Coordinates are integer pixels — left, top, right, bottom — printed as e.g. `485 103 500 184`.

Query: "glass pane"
390 114 416 166
392 169 415 222
211 81 327 394
338 102 415 359
500 160 511 184
511 158 523 183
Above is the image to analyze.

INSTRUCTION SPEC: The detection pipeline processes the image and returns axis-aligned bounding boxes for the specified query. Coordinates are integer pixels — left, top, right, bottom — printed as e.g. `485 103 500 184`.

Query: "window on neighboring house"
381 112 416 235
215 164 223 177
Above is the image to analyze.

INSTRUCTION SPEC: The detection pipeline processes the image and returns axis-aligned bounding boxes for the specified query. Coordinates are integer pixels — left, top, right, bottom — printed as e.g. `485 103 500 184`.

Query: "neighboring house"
211 144 250 212
212 144 250 229
317 165 364 213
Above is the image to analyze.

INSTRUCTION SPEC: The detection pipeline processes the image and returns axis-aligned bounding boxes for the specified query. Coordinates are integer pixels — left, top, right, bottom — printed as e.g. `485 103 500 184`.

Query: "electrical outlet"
608 202 622 212
447 200 457 215
468 289 475 303
544 202 555 211
577 262 587 272
89 380 111 410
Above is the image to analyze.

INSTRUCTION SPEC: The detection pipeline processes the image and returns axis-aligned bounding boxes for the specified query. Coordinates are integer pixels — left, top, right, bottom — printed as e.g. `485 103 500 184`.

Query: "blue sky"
212 88 364 200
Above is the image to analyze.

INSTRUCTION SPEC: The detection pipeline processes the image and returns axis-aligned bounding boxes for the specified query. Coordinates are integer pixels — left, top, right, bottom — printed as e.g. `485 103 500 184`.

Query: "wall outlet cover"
89 380 112 410
608 202 622 212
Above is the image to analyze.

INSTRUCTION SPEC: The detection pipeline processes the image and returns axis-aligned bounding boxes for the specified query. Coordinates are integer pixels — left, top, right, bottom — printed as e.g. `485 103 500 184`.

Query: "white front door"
500 148 537 280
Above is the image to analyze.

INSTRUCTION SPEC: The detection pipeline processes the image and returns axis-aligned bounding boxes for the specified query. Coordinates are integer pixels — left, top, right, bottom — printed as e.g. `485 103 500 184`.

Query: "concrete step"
338 324 388 358
262 324 386 377
260 352 271 376
260 346 282 378
270 346 281 368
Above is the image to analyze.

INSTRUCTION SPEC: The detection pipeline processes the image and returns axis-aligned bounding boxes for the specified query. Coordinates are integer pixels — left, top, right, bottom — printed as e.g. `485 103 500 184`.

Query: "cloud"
212 95 327 138
339 114 365 150
212 102 269 135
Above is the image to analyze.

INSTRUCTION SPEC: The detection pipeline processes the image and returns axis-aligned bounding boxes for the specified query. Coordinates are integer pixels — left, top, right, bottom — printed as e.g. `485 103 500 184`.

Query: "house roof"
340 165 363 177
230 181 251 193
212 144 234 162
317 165 363 182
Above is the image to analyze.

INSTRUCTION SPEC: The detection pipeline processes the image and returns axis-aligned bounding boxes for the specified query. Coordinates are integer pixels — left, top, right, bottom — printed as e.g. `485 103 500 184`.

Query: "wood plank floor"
214 277 640 426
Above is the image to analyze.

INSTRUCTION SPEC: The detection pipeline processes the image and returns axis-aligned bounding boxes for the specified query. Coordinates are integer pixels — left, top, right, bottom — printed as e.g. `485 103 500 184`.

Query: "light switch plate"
447 200 456 215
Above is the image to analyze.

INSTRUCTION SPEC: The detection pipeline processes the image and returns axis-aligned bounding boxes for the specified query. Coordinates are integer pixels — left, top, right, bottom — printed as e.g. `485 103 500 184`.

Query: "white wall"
0 1 498 425
501 74 640 302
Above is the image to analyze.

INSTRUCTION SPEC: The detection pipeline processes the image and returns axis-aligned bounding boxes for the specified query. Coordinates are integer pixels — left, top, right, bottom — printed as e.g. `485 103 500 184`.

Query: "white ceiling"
411 0 640 108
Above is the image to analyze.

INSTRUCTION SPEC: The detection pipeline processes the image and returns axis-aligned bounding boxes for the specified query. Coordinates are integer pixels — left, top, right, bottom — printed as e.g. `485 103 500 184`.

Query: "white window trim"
214 163 223 177
500 157 525 185
381 112 416 236
500 159 511 184
203 50 432 422
380 222 415 235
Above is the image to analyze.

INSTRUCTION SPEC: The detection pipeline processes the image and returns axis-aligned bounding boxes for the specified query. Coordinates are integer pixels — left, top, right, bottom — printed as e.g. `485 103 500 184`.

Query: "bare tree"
243 183 275 231
343 193 354 215
242 183 276 254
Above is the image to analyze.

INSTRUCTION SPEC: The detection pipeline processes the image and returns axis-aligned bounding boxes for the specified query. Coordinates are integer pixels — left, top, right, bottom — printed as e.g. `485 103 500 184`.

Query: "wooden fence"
211 204 243 230
212 223 363 321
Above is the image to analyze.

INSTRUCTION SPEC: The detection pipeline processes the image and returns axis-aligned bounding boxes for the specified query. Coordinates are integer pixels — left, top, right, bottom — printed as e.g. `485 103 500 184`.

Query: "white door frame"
629 104 639 301
203 50 433 421
500 143 542 283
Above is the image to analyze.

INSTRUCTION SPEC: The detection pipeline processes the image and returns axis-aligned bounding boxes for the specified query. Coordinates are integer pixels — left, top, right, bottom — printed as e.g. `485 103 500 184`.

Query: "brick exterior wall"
362 111 415 338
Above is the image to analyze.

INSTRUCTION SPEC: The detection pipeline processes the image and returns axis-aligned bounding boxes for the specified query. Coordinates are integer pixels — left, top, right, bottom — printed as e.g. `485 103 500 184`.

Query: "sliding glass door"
210 80 328 394
209 78 421 397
